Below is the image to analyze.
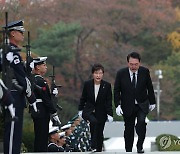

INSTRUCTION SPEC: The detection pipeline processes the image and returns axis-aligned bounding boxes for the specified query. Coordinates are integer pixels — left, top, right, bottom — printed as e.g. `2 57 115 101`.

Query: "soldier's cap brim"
59 131 65 138
61 124 71 131
70 114 79 122
49 126 59 135
3 20 25 32
33 57 47 66
67 121 74 124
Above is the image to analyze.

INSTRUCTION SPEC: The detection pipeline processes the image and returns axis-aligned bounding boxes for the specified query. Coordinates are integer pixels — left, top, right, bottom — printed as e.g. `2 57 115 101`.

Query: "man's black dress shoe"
137 149 144 153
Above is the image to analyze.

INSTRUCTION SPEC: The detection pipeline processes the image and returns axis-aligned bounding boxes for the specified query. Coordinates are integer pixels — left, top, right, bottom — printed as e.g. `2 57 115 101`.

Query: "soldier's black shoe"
137 149 144 153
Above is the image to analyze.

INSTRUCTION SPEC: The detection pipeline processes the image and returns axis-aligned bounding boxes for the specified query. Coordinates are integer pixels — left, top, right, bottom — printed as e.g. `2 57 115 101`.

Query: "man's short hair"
127 52 141 62
91 63 104 74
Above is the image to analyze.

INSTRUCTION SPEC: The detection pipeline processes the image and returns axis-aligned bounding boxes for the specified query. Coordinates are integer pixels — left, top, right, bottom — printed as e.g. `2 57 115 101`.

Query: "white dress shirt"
94 84 100 101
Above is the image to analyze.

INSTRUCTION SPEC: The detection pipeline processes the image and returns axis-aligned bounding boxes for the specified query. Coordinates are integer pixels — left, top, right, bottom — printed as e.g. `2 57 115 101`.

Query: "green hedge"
156 134 180 151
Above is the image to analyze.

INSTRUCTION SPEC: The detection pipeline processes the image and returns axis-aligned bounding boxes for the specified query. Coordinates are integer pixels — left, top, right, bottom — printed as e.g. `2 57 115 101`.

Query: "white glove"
78 111 83 117
0 79 7 89
30 61 34 69
107 115 113 122
149 104 156 111
116 105 123 116
6 52 14 63
30 101 38 112
52 88 58 96
53 115 61 124
51 113 61 126
8 104 15 118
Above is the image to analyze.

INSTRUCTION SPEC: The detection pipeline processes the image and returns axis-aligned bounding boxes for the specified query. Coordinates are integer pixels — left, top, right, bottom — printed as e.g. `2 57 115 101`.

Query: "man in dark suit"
78 63 113 152
114 52 156 153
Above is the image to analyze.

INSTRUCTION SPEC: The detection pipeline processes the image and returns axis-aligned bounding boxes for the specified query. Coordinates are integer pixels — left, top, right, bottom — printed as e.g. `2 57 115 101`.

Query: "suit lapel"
136 67 142 89
125 68 132 89
90 79 95 103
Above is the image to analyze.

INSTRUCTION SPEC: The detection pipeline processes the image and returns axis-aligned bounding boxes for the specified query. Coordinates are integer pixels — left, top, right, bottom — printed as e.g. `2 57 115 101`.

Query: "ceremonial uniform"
48 142 65 152
80 120 91 151
68 130 79 152
48 125 65 152
61 124 74 152
71 115 91 152
72 117 86 152
31 57 60 152
1 20 38 154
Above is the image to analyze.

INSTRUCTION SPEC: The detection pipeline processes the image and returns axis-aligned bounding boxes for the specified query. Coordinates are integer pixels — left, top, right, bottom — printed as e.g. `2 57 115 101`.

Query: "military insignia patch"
14 58 20 64
13 55 20 64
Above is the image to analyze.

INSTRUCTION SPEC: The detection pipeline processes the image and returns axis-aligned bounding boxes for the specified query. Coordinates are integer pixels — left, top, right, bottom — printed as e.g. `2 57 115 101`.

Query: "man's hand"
149 104 156 111
116 105 123 116
51 113 61 126
107 115 113 122
52 87 58 96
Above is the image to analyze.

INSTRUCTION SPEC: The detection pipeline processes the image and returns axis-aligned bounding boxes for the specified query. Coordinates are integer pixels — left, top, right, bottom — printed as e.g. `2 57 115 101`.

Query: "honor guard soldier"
57 132 70 152
67 121 79 152
48 125 70 152
31 57 61 152
48 126 61 152
80 118 91 151
71 115 89 152
2 20 38 154
61 124 73 152
48 126 70 152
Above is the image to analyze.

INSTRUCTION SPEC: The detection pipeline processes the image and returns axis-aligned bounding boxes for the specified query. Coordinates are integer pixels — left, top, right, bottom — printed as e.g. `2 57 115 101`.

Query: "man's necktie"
132 73 136 104
132 73 136 88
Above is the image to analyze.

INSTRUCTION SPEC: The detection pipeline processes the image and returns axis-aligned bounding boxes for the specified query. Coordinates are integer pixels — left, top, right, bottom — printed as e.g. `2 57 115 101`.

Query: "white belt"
36 99 43 103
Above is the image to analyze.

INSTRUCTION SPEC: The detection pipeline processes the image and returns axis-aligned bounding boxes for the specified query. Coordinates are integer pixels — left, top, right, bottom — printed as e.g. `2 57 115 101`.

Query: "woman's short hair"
91 63 104 74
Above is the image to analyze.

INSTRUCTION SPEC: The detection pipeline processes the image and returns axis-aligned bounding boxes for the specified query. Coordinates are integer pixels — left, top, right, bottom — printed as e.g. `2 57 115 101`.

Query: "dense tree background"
0 0 180 151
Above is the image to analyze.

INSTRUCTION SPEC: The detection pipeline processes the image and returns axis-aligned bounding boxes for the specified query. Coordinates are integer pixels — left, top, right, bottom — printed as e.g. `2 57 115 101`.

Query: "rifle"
1 12 10 87
49 66 62 126
23 31 42 92
24 31 32 78
49 65 63 111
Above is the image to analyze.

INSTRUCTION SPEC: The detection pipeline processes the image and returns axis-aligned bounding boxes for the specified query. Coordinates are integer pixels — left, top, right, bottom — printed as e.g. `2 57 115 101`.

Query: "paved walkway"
12 152 180 154
104 121 180 138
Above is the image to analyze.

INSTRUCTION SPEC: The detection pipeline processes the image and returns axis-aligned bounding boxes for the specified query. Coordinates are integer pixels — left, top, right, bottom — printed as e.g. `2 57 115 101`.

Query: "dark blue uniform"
0 79 17 120
3 43 37 154
0 79 14 107
32 74 57 152
48 142 65 152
